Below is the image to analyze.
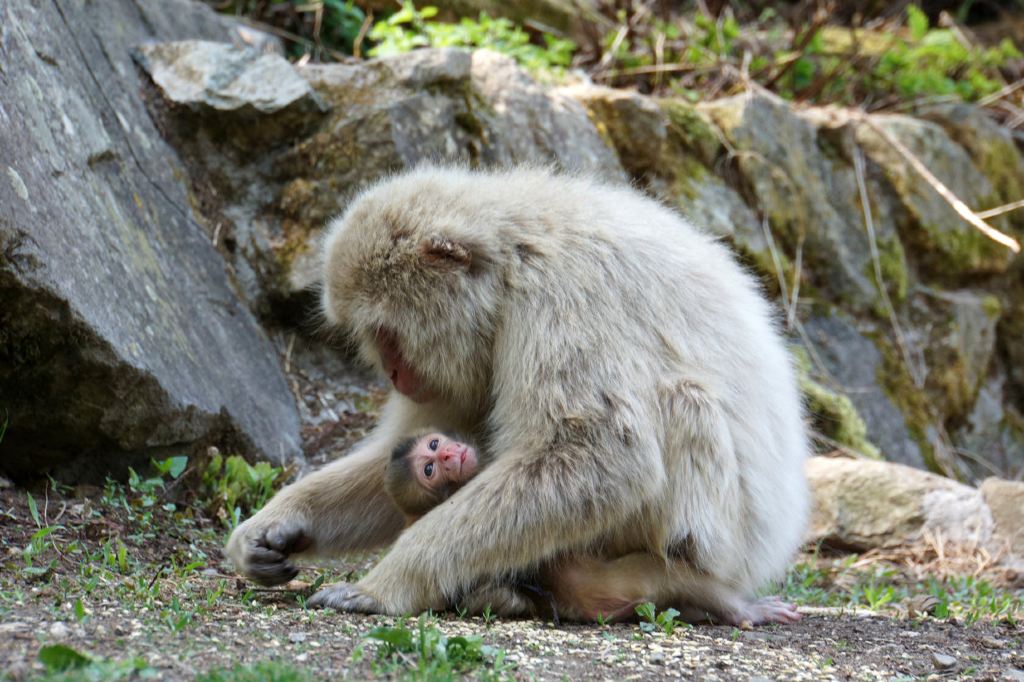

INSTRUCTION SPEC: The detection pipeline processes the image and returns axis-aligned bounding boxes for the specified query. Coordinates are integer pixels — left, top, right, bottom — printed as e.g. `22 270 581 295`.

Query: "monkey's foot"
733 596 801 626
308 582 384 613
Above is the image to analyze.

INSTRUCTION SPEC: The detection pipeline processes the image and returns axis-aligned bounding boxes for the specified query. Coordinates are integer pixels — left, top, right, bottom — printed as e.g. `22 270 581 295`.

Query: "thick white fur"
226 166 809 619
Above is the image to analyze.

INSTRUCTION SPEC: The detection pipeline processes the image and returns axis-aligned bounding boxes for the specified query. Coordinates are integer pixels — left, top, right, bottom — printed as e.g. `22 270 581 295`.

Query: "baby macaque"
385 431 480 521
383 431 789 625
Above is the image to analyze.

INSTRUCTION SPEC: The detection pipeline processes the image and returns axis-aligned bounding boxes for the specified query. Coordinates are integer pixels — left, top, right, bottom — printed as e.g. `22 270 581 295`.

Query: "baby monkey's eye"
424 462 435 478
429 439 439 451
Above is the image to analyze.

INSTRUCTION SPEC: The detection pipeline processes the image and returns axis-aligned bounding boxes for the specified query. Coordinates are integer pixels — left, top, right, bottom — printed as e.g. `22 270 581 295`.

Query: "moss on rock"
793 347 882 459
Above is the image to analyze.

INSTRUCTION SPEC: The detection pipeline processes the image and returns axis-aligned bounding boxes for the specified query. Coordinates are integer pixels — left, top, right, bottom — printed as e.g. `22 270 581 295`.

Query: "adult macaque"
225 166 809 625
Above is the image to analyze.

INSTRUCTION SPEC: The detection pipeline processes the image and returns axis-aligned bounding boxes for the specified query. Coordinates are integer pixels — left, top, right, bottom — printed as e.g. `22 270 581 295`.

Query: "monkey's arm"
225 397 425 585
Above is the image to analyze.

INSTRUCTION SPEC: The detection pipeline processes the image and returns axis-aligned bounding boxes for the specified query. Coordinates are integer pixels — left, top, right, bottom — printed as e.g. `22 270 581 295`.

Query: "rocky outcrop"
137 45 621 310
574 87 1024 480
807 457 1024 572
0 0 301 476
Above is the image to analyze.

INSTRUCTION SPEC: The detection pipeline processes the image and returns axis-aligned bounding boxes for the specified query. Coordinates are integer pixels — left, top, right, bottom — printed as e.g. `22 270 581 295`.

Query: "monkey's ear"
420 235 472 269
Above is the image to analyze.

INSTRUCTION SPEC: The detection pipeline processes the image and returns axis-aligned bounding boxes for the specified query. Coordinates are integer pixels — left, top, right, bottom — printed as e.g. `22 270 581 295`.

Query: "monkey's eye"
424 462 435 478
429 439 439 451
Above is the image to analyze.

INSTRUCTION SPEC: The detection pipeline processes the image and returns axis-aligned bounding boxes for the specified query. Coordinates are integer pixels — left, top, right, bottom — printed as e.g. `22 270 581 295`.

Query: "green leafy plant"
635 601 683 635
368 2 575 71
198 661 316 682
365 614 512 678
202 451 284 528
866 6 1021 101
37 644 153 681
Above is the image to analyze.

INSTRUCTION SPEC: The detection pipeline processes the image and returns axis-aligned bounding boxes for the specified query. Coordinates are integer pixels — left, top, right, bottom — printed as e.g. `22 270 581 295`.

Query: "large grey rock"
700 93 908 311
907 287 1001 421
954 374 1024 481
856 113 1017 278
0 0 301 475
800 313 926 468
918 103 1024 233
134 41 327 117
568 86 768 264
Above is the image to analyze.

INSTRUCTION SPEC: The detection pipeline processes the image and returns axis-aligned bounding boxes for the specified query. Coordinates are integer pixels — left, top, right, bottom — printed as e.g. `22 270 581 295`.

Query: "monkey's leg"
548 553 799 626
655 379 800 626
660 562 801 626
543 554 657 622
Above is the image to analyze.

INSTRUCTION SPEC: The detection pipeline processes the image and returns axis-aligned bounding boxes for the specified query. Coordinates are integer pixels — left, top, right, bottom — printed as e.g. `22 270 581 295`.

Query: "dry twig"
855 114 1021 253
976 197 1024 220
852 144 924 388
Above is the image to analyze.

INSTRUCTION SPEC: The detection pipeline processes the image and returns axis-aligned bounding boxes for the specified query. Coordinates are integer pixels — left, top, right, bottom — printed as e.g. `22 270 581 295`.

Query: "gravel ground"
1 565 1022 681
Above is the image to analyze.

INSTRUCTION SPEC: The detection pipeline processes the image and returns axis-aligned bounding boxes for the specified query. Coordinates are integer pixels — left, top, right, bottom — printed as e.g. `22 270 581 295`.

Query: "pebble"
48 622 70 639
1001 670 1024 681
289 632 307 643
648 652 665 665
931 652 956 670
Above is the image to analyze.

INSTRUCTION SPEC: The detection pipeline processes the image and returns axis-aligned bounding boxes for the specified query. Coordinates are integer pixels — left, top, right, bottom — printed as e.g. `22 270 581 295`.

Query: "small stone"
1001 669 1024 681
931 652 956 670
648 651 665 665
48 622 70 638
288 631 307 643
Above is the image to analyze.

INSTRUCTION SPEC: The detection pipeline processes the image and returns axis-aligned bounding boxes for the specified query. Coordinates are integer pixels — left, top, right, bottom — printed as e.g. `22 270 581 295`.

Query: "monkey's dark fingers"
244 540 299 586
264 521 313 555
307 582 384 613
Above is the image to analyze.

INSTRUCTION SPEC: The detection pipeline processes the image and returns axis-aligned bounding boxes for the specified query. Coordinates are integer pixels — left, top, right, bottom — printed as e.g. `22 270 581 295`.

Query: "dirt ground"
2 471 1023 681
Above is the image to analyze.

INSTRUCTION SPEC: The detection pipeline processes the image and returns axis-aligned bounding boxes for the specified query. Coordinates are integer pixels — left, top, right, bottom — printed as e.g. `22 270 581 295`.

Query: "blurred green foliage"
207 1 1021 106
367 2 576 70
201 451 283 529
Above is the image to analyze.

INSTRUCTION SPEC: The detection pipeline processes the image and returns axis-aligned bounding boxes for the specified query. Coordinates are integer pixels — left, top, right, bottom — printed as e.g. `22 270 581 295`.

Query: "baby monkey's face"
411 433 479 491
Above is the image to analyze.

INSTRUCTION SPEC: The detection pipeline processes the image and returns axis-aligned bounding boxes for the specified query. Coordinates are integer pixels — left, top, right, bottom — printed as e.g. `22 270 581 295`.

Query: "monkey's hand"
225 517 313 586
308 582 385 613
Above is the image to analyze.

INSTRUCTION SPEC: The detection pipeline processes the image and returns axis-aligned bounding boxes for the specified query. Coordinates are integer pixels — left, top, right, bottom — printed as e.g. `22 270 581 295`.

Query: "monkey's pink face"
375 329 435 403
411 433 479 491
